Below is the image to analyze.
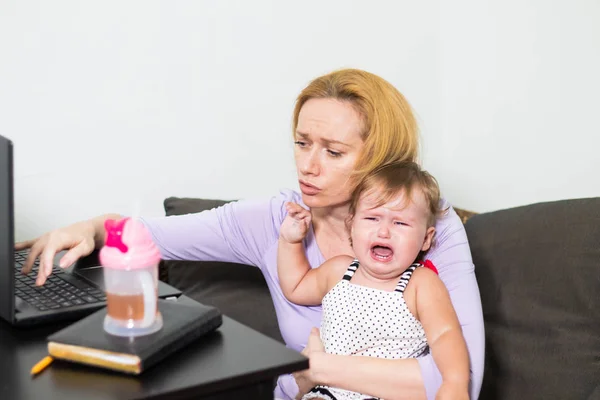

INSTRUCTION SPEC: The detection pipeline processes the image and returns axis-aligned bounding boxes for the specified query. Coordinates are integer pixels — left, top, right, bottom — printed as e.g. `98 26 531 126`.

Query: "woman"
17 69 484 400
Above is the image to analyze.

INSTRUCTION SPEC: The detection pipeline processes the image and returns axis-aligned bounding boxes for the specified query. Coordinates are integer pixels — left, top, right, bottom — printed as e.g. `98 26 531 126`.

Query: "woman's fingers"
21 241 43 275
59 241 92 269
300 347 309 357
14 239 36 251
36 244 59 286
306 327 325 352
36 233 77 285
17 220 97 285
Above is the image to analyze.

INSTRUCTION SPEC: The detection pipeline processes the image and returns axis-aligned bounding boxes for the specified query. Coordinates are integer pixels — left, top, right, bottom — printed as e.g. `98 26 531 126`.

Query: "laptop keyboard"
13 250 106 312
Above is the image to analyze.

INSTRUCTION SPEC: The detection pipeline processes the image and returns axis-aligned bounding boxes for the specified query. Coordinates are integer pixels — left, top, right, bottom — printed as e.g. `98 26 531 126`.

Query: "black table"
0 295 308 399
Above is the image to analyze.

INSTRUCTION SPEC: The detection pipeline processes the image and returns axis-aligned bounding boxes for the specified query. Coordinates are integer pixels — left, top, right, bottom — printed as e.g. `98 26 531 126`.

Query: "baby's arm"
413 268 470 399
277 202 329 305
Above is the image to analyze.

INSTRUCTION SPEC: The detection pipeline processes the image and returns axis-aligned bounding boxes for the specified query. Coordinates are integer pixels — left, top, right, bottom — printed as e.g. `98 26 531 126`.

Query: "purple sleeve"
138 190 292 268
420 201 485 399
274 374 300 399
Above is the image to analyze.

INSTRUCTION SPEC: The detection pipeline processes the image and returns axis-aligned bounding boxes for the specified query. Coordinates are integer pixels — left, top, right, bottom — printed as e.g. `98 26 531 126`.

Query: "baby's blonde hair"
348 161 442 228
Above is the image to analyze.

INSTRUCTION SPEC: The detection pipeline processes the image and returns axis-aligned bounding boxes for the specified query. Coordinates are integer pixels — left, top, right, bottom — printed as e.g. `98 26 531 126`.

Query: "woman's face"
294 98 365 209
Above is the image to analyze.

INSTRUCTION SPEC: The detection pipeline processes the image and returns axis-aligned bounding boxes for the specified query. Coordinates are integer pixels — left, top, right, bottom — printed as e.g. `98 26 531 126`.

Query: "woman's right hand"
15 220 98 286
293 327 326 399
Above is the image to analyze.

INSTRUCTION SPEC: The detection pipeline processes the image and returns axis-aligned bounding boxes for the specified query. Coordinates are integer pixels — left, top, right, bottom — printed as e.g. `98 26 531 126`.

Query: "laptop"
0 134 182 327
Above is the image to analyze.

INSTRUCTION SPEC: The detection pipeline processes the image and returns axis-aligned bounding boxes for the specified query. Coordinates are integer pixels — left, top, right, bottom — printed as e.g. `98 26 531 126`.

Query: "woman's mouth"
370 245 394 262
299 181 321 196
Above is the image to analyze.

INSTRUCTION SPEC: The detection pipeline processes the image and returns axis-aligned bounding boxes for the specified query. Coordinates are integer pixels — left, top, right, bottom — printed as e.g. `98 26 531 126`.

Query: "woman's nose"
299 149 320 176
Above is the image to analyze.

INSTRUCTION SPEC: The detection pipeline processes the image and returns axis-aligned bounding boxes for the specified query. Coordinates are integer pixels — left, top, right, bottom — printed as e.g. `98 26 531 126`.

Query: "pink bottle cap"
99 218 161 270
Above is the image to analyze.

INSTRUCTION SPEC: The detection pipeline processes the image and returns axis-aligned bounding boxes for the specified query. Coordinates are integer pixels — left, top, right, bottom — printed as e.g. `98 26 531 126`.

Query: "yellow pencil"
30 356 53 376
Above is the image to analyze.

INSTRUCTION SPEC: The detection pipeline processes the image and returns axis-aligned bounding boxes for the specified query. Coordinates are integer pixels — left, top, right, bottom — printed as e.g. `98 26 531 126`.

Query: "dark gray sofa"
159 196 600 400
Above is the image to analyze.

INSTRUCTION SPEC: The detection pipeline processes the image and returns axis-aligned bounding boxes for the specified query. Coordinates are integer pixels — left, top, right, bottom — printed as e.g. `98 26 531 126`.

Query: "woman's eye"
327 149 342 158
294 140 308 148
365 217 377 221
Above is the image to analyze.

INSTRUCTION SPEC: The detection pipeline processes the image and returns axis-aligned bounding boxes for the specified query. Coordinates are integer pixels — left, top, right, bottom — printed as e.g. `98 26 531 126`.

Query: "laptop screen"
0 134 15 322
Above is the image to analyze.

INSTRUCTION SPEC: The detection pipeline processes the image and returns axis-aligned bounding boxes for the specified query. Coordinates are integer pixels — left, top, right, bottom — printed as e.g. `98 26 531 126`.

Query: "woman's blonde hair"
293 68 419 187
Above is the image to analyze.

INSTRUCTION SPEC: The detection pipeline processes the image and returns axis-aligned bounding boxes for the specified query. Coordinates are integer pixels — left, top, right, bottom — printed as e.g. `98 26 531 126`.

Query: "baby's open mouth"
371 245 393 262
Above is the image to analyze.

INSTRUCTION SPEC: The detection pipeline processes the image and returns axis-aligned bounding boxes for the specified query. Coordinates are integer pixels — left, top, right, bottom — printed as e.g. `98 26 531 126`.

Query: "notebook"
47 299 222 374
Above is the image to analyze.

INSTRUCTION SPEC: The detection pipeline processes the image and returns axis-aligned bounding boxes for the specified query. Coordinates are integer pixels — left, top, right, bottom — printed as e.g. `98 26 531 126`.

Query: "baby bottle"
99 217 163 337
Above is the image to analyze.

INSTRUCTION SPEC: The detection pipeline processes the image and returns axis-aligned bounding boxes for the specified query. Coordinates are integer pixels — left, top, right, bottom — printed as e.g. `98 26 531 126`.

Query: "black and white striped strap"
394 263 422 293
342 259 360 281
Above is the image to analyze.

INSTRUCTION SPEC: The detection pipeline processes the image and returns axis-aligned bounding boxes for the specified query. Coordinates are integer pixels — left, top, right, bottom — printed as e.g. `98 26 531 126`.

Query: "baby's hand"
280 202 311 244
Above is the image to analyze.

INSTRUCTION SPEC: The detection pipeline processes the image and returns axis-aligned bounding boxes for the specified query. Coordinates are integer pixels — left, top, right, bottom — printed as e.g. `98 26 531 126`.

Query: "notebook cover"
47 299 222 373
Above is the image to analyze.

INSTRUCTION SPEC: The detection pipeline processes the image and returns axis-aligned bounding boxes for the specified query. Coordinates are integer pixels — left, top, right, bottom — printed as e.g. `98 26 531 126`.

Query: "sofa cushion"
466 197 600 400
161 197 283 343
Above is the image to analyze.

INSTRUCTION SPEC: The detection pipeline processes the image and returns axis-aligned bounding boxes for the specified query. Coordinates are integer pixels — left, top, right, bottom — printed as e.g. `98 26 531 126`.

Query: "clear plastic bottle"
100 218 163 337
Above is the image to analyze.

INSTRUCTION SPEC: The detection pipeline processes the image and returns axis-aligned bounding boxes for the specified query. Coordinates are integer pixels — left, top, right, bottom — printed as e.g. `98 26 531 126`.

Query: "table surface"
0 295 308 400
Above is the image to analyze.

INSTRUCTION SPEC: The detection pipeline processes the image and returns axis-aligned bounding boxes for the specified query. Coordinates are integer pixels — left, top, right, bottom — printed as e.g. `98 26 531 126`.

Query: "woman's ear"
421 227 436 252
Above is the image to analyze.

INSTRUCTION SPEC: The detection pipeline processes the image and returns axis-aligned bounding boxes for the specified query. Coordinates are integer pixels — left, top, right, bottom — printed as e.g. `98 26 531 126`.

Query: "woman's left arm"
420 203 485 399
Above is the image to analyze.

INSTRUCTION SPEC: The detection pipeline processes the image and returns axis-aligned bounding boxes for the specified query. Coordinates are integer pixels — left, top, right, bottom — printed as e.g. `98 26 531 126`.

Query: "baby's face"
350 188 435 278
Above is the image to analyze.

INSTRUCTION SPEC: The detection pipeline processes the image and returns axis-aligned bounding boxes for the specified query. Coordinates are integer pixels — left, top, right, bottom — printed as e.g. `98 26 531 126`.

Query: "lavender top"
140 189 485 400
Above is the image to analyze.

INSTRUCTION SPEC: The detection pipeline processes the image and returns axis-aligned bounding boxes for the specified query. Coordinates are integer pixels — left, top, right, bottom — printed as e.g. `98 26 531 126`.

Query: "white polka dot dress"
302 259 429 400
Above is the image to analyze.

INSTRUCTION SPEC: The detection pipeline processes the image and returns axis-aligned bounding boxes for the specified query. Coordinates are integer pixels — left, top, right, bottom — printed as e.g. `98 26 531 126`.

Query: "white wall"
0 0 598 241
434 0 600 212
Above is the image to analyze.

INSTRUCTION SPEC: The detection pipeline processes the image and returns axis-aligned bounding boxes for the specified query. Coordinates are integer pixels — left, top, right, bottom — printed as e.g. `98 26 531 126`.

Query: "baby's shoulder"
321 255 354 286
323 254 354 272
411 264 439 279
406 264 442 292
